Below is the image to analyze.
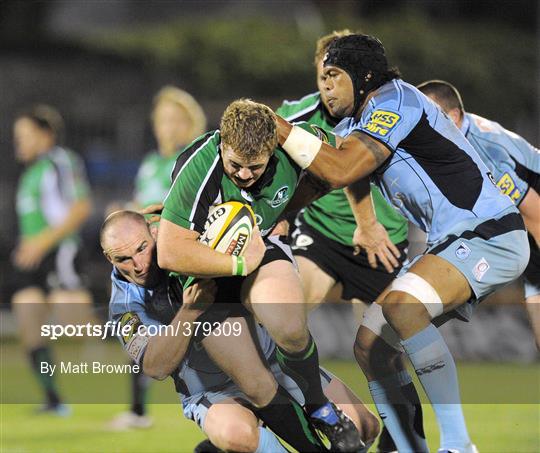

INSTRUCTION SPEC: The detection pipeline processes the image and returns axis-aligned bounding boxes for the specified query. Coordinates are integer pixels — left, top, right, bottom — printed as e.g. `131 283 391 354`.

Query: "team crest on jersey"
455 242 471 261
497 173 521 202
119 312 142 345
365 110 401 137
473 257 490 281
267 186 289 208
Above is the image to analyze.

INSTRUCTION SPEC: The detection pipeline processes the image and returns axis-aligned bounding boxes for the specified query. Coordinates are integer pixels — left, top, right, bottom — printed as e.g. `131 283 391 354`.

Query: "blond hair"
220 99 277 159
151 86 207 141
314 29 354 65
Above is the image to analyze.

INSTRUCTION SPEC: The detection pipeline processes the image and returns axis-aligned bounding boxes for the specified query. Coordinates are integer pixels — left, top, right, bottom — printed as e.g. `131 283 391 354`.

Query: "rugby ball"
199 201 256 256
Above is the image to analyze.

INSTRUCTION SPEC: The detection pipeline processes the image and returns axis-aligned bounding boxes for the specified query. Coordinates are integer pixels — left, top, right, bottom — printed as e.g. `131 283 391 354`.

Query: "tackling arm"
157 218 265 277
276 115 391 189
143 281 215 380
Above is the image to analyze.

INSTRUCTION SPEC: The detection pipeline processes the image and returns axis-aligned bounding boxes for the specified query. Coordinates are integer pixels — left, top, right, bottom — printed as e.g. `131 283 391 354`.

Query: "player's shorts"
361 212 528 350
291 220 408 303
523 233 540 299
182 353 334 430
11 241 84 293
418 211 528 320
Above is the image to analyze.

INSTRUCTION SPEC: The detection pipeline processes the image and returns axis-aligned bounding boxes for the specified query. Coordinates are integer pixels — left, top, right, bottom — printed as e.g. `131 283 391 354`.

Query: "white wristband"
281 125 322 169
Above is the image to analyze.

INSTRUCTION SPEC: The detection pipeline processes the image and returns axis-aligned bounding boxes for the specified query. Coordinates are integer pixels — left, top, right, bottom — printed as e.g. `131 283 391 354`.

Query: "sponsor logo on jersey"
473 257 490 281
455 242 472 260
365 110 402 137
292 234 314 250
254 214 263 225
309 125 329 143
267 186 289 208
497 173 521 202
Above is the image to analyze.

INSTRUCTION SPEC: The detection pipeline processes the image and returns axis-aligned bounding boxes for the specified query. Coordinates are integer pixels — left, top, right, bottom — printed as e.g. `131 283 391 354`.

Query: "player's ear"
103 250 113 264
149 223 159 241
448 108 461 126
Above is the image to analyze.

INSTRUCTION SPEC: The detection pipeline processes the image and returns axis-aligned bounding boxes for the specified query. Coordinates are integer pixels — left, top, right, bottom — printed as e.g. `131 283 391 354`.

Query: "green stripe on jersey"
277 93 408 246
16 147 90 239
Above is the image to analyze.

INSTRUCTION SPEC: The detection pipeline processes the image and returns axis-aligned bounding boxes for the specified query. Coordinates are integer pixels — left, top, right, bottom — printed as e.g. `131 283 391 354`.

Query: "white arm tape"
281 125 323 169
389 272 444 319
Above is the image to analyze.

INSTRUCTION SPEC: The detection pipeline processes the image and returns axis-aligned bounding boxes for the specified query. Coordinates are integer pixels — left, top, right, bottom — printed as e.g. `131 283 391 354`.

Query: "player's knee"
12 287 46 304
273 319 309 352
215 419 259 452
380 292 429 330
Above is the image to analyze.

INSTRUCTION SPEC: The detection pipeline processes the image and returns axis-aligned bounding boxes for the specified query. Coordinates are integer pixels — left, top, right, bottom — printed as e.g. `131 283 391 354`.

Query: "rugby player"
275 34 529 453
417 79 540 349
156 99 363 451
108 86 207 430
102 210 380 452
11 104 96 415
278 31 412 451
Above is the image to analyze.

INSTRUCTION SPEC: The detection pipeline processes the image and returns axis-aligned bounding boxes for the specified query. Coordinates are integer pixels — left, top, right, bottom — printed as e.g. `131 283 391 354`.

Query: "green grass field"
1 340 539 452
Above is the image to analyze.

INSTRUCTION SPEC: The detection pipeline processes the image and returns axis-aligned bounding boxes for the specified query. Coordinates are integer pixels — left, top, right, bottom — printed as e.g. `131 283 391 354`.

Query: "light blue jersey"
108 269 275 397
461 112 540 205
334 79 518 246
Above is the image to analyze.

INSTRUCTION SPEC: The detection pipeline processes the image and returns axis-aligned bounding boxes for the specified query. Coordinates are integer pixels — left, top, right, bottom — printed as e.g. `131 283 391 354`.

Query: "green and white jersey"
162 128 321 237
277 92 408 246
134 151 180 207
16 146 90 240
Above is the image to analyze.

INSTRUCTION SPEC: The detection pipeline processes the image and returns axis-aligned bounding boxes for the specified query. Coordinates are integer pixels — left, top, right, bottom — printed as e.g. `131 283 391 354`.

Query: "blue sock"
401 324 471 451
255 426 288 453
369 370 428 453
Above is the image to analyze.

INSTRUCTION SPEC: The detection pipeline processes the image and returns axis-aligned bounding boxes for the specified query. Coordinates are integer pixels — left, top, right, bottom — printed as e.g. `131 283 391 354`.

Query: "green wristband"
237 255 247 276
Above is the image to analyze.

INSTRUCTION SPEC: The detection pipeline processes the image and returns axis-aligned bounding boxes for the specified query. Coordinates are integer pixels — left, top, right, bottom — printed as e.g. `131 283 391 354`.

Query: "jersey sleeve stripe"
188 153 221 230
164 131 218 204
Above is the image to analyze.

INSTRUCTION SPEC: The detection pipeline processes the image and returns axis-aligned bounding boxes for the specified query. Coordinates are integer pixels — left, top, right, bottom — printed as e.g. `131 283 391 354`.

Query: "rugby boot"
310 401 364 452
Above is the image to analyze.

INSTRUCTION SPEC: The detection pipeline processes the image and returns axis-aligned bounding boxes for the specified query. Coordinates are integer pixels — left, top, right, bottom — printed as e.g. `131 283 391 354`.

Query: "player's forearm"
157 220 236 277
143 307 200 380
344 179 377 228
276 116 379 189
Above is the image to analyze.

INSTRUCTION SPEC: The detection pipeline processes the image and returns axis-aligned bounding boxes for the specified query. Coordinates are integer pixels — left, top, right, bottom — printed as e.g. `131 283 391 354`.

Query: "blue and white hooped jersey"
334 79 518 245
462 112 539 205
108 269 275 397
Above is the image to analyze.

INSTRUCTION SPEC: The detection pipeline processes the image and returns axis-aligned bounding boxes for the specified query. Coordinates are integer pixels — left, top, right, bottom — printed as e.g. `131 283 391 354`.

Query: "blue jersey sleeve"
108 270 162 365
355 82 423 152
466 114 540 205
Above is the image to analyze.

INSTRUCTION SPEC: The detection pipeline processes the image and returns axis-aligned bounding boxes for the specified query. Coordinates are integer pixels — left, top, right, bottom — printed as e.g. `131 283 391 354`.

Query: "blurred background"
0 2 538 452
1 0 538 307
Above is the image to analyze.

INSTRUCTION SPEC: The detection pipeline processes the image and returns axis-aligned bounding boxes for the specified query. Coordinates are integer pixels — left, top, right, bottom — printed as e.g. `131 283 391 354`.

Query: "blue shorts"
181 356 333 430
403 212 529 320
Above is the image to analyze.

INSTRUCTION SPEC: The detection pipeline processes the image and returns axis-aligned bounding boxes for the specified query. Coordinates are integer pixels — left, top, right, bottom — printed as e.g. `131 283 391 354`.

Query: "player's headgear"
324 34 392 115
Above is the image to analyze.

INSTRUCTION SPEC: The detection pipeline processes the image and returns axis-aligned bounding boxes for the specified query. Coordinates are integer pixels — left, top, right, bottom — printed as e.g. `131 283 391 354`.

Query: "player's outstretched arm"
157 218 264 277
143 280 216 380
276 115 391 189
519 188 540 246
345 179 401 273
